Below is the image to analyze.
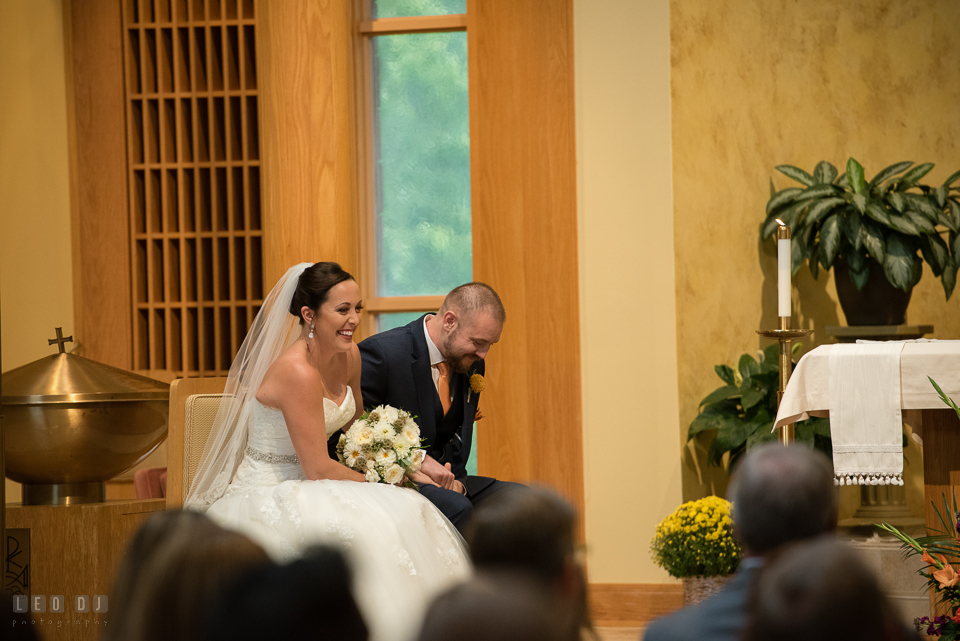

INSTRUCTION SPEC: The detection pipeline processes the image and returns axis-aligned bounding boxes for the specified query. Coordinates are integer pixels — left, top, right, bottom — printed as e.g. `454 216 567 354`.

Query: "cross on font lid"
48 327 74 354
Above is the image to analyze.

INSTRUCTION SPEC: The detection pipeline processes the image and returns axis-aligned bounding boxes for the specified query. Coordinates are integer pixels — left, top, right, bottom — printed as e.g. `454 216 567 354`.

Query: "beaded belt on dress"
245 445 299 465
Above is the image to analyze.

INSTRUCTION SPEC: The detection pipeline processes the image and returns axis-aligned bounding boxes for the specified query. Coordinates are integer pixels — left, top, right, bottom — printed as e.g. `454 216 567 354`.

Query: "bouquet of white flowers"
336 405 426 489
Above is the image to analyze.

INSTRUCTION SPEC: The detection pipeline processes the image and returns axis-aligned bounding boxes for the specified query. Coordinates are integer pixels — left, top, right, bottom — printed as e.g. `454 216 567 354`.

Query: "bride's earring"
308 323 314 339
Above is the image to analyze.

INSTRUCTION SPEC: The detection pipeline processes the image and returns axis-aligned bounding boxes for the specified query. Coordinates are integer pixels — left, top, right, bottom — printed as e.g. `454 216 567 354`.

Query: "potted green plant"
760 158 960 325
687 344 831 468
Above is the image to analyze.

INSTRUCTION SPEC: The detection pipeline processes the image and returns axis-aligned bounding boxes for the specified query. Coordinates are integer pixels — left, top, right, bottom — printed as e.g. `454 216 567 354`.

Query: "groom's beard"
442 333 478 374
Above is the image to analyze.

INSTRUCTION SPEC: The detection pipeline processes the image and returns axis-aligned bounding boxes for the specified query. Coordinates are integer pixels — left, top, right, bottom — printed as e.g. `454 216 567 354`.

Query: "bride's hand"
408 471 439 487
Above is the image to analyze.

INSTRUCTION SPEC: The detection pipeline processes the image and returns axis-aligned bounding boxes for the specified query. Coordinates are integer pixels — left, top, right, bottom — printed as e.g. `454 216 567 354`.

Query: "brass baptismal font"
2 329 169 505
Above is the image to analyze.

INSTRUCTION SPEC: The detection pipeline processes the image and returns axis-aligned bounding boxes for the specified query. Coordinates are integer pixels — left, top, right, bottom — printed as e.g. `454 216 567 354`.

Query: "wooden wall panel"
256 0 358 285
119 2 264 378
589 583 684 627
64 0 132 369
468 0 584 514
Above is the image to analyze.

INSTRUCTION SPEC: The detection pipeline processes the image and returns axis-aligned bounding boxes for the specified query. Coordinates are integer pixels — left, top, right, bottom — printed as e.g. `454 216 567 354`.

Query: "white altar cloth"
774 341 960 432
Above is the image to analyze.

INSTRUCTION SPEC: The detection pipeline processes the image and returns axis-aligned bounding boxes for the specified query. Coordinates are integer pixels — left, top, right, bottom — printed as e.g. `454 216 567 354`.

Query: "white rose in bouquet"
397 426 419 447
365 468 381 484
353 425 375 446
380 405 400 425
366 458 376 471
409 448 425 472
383 464 405 485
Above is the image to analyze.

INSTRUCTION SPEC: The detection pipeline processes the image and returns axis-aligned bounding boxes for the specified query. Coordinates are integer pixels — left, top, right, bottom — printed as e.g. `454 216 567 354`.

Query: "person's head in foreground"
103 510 271 641
465 485 593 636
417 572 580 641
206 545 369 641
743 537 908 641
729 443 838 556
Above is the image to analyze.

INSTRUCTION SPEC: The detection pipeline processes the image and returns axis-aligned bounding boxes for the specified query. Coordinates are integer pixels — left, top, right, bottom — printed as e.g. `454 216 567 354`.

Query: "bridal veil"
185 263 312 510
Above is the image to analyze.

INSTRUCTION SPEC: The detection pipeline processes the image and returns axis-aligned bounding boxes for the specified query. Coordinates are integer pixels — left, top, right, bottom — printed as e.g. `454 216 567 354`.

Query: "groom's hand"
421 455 457 490
408 471 439 487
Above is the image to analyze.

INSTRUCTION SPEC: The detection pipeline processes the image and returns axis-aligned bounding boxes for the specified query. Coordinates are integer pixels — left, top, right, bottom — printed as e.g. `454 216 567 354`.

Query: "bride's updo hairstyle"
289 262 355 324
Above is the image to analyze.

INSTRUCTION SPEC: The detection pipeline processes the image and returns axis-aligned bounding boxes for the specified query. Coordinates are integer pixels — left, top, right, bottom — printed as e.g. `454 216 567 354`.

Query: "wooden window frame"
353 4 468 338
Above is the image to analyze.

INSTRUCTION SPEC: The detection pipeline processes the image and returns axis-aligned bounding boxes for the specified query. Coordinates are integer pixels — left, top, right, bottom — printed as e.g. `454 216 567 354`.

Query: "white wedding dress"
206 386 471 641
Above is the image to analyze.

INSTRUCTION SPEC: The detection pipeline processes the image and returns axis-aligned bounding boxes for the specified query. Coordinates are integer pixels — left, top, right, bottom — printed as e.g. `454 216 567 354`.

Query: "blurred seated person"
744 537 917 641
417 572 579 641
103 510 271 641
643 444 837 641
465 485 595 639
206 545 368 641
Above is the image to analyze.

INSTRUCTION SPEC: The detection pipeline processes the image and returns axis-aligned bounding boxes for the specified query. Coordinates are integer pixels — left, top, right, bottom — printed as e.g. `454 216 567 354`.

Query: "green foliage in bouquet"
650 497 741 578
687 344 831 469
760 158 960 297
877 378 960 638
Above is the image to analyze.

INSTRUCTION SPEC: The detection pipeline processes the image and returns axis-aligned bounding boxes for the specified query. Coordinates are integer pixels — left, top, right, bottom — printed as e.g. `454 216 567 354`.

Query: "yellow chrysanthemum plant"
650 496 742 578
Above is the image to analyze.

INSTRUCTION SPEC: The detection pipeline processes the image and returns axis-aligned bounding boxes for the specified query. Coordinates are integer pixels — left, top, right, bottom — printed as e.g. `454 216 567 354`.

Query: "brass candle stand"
757 317 812 445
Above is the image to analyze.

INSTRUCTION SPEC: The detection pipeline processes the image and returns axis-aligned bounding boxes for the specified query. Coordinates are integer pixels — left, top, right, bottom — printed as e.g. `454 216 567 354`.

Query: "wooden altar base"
5 499 165 641
920 408 960 616
921 408 960 535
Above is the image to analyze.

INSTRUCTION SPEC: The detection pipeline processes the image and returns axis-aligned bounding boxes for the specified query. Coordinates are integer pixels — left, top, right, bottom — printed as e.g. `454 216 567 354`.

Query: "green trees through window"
373 0 465 19
371 5 471 297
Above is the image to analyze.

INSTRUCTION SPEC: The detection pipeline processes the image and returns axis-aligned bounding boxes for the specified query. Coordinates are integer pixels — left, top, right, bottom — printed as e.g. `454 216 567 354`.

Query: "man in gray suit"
643 444 838 641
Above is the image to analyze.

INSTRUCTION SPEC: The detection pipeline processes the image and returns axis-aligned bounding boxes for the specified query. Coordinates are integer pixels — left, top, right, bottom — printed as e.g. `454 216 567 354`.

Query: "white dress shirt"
422 315 451 404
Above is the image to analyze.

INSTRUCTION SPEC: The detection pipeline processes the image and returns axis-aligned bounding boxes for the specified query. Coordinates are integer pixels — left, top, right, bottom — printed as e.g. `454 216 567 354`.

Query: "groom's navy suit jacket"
334 314 483 482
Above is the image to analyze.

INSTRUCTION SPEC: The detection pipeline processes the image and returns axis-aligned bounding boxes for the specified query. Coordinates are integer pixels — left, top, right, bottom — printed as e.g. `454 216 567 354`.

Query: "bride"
185 262 470 641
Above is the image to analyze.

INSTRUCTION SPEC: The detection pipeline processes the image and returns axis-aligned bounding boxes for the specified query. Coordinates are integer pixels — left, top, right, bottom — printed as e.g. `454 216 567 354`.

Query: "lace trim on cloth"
245 445 299 465
835 472 904 486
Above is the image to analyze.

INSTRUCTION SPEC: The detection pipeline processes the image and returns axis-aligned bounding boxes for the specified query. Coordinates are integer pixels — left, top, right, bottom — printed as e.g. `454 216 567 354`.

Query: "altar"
5 499 166 641
774 341 960 537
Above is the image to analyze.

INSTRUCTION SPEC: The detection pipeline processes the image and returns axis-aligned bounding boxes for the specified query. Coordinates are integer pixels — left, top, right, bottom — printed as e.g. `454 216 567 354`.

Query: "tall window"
356 0 471 335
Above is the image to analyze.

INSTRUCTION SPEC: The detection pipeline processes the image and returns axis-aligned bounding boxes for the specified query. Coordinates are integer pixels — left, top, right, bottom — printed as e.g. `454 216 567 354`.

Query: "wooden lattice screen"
122 0 263 377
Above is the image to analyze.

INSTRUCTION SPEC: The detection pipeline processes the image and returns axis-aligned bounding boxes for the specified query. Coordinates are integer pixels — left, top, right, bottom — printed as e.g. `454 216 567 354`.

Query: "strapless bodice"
246 387 356 456
229 388 356 487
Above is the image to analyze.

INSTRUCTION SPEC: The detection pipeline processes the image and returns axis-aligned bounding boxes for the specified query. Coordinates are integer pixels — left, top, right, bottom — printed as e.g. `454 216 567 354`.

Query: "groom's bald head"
440 282 506 325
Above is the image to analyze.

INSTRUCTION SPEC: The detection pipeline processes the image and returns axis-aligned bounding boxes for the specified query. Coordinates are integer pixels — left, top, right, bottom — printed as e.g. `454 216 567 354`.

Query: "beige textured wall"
575 0 682 582
0 0 74 502
671 0 960 502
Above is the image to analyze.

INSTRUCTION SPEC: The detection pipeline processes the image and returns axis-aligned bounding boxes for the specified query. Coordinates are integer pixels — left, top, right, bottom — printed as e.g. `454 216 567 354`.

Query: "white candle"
777 221 791 318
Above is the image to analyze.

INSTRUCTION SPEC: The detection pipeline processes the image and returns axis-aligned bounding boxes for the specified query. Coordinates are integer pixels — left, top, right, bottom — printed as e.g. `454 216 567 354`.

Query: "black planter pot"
834 258 912 326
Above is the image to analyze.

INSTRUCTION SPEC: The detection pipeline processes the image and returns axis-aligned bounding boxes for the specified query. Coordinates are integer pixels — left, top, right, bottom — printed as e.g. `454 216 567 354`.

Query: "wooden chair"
166 377 229 509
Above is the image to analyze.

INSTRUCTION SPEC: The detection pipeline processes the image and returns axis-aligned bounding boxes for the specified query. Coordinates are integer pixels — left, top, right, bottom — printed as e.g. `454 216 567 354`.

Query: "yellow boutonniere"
468 371 485 402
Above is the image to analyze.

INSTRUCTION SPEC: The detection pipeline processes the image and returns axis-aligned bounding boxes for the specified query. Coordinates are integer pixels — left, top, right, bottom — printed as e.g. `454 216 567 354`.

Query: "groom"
344 282 519 530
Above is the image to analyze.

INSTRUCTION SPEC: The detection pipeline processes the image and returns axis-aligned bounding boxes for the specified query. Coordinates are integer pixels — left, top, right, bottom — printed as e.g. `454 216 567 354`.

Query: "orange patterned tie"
437 362 452 416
